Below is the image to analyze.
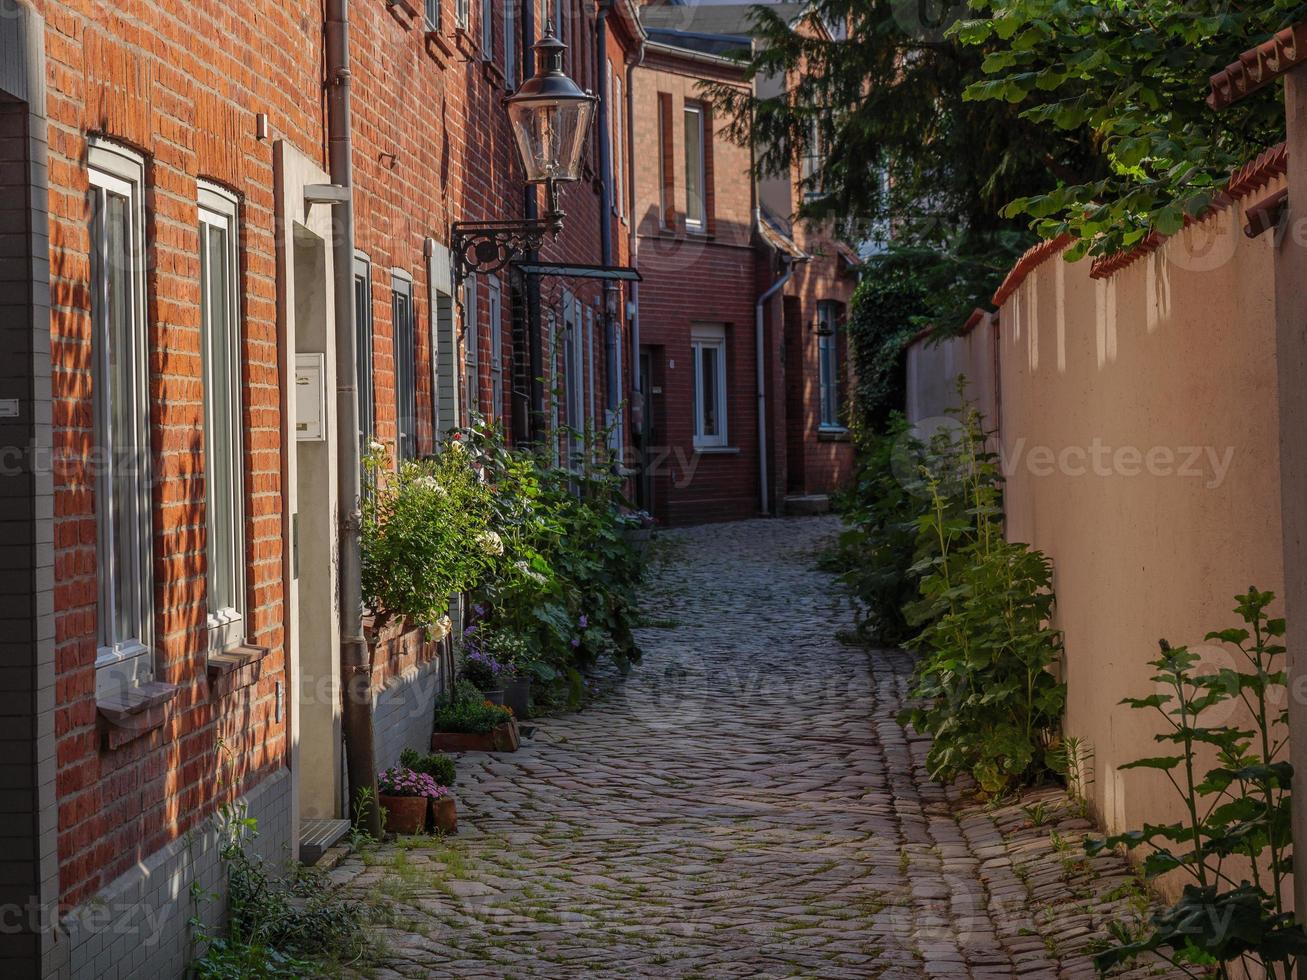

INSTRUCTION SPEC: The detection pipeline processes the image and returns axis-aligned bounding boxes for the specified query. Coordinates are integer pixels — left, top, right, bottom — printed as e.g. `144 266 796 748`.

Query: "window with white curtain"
683 104 706 231
199 183 245 654
691 324 727 449
89 140 153 679
393 273 417 459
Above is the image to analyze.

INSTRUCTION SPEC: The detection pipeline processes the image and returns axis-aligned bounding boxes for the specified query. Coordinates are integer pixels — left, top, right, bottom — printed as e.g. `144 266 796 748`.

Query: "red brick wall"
38 0 319 906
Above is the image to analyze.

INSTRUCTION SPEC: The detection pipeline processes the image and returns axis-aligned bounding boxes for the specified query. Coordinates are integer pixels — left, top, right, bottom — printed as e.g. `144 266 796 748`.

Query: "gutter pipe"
754 240 792 517
326 0 381 837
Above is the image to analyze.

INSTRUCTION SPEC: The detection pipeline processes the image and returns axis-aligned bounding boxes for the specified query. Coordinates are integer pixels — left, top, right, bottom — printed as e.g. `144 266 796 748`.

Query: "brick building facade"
632 3 858 525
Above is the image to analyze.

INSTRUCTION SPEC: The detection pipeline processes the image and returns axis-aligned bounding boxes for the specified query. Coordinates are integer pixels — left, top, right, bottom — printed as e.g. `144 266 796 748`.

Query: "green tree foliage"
958 0 1307 259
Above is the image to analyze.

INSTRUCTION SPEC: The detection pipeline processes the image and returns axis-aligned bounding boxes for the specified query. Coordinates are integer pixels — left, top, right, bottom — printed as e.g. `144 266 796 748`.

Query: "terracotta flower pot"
432 795 458 834
380 794 428 835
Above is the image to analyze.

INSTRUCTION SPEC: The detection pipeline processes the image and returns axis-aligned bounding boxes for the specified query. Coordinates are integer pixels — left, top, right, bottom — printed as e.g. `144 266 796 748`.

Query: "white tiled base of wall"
62 768 292 980
373 656 449 771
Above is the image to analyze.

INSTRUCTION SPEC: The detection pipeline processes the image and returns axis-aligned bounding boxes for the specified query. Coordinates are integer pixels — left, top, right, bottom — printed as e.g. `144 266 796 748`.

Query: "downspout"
326 0 381 836
524 0 544 442
754 237 792 517
596 0 616 448
625 38 643 396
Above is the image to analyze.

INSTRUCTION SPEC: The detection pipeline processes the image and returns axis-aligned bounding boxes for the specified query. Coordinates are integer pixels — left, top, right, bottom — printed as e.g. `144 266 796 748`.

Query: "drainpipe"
595 0 617 447
326 0 381 837
755 237 793 517
524 0 545 442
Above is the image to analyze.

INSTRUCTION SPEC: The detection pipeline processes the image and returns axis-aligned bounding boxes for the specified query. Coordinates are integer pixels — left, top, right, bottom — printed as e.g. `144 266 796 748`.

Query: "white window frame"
463 273 480 418
488 275 504 420
683 103 706 232
354 253 375 452
818 300 843 429
504 0 517 87
89 140 154 682
425 0 440 31
393 271 417 459
198 183 246 655
456 0 469 30
691 324 728 449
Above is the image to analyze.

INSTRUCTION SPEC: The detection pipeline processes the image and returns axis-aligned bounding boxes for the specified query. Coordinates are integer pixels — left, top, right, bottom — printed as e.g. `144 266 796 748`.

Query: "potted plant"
461 647 507 704
431 681 520 752
429 784 457 834
476 624 534 719
377 766 443 835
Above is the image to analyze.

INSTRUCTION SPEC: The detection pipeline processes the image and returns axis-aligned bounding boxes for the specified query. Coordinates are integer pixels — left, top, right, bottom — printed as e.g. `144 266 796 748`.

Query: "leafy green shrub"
360 440 494 627
192 804 367 978
898 404 1065 794
454 421 644 705
830 415 932 645
1089 589 1303 978
399 748 456 787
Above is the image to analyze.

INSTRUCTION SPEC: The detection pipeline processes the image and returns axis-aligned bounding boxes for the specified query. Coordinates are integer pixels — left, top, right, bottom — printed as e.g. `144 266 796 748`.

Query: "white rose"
479 530 504 556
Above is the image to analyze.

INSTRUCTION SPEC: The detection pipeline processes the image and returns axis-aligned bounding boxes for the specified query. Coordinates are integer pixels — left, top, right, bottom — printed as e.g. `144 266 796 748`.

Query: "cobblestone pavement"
334 517 1179 979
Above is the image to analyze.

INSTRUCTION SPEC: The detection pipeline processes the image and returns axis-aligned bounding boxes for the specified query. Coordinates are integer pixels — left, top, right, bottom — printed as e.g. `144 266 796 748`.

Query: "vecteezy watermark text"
1002 438 1235 489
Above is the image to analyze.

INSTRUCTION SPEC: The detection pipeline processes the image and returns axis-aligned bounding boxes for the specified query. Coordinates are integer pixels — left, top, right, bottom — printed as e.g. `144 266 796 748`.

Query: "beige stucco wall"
997 184 1285 841
905 315 999 428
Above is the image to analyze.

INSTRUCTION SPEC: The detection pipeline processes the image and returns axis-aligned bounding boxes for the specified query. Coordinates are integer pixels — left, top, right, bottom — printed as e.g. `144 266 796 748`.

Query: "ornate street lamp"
451 29 596 284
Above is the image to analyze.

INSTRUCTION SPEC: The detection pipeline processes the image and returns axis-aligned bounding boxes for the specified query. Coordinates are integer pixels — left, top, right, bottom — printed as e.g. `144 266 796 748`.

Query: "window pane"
425 0 439 29
690 343 699 437
700 345 718 436
355 272 374 449
394 285 416 459
683 107 704 227
202 219 238 616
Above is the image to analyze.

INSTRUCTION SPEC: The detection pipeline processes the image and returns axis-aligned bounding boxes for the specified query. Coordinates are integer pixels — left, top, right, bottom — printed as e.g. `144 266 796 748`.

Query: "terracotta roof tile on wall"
990 236 1073 308
1088 142 1287 280
1208 24 1307 109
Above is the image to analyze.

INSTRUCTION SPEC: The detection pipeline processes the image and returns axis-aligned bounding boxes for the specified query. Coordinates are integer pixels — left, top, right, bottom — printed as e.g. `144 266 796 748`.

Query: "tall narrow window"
607 311 623 452
585 305 596 427
430 249 459 437
425 0 440 31
89 141 153 679
818 300 843 428
691 324 727 449
199 184 245 654
504 0 517 87
546 310 560 464
614 75 625 219
481 0 493 58
354 255 375 451
463 274 480 418
457 0 468 30
683 104 706 232
802 116 825 200
488 275 504 420
393 274 417 459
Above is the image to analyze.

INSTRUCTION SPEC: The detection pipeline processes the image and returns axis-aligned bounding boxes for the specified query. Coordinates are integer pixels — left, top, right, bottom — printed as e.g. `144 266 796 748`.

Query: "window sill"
98 681 178 751
453 27 478 60
817 427 851 443
208 643 271 699
425 30 454 64
694 445 740 455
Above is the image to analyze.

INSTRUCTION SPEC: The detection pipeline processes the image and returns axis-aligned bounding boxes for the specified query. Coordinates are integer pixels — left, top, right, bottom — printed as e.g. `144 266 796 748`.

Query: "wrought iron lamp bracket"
451 179 565 286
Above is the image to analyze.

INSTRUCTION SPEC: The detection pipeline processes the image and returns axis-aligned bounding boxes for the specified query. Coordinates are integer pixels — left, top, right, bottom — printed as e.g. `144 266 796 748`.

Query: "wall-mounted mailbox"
295 353 327 441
